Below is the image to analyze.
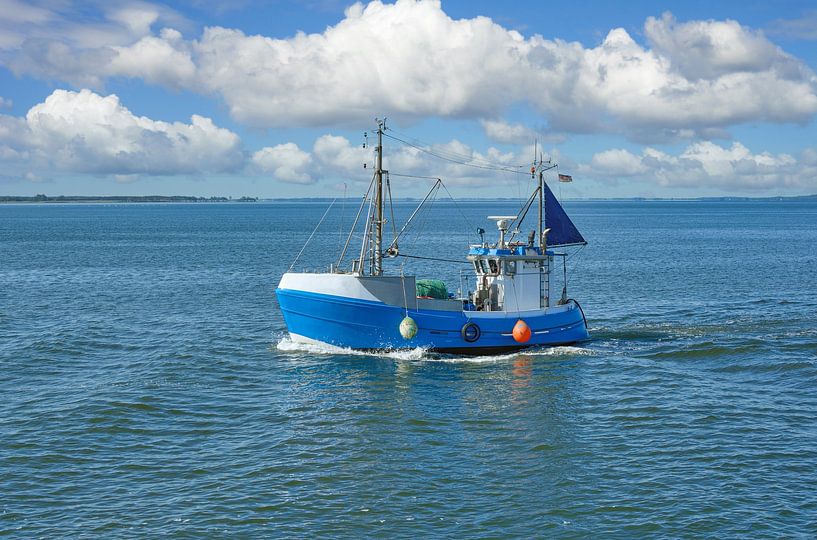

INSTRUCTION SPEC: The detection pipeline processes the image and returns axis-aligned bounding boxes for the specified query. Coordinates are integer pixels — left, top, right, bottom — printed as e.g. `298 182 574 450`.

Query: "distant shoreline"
1 194 815 204
0 195 259 204
263 194 817 202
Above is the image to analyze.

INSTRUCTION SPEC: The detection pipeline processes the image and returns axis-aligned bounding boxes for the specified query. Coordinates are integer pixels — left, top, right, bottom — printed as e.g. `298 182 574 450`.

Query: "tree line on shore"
0 195 258 203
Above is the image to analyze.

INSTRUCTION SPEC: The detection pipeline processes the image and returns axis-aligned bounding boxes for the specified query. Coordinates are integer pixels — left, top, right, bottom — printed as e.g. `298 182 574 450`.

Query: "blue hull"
276 288 589 355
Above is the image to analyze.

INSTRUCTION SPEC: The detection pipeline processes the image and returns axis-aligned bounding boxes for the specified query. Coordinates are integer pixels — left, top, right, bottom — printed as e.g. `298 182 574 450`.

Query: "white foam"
276 336 594 363
385 347 432 361
277 336 430 360
536 345 596 357
277 336 357 355
430 345 596 364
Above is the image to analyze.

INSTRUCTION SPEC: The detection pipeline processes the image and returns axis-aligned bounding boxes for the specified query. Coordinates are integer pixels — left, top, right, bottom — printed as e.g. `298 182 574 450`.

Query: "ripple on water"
3 201 817 537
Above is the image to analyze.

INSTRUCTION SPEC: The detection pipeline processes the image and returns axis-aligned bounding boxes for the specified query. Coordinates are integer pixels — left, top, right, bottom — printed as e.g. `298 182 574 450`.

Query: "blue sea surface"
1 200 816 538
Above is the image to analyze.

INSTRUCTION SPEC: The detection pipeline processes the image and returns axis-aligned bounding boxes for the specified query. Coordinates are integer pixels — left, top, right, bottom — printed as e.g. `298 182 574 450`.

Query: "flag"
558 173 572 182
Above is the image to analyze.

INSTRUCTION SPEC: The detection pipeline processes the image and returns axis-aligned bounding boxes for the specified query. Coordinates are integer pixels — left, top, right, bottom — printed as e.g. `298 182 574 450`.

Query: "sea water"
1 200 816 537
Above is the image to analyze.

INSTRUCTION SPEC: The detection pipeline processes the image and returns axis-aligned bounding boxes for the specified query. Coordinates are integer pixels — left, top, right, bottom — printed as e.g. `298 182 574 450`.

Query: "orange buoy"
512 319 531 343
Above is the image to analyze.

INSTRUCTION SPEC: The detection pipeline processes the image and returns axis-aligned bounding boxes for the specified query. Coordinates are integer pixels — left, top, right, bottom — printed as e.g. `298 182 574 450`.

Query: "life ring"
461 322 481 342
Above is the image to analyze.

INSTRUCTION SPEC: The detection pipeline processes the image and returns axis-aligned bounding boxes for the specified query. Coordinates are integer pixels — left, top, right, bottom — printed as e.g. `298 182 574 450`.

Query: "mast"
536 158 557 251
538 169 544 252
373 118 385 276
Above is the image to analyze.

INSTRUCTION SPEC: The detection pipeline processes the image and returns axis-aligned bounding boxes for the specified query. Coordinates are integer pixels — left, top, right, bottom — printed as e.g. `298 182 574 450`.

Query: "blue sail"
544 181 586 247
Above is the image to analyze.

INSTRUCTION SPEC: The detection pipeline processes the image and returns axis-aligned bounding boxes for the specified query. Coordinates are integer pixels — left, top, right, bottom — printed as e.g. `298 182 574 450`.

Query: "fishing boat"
276 120 589 355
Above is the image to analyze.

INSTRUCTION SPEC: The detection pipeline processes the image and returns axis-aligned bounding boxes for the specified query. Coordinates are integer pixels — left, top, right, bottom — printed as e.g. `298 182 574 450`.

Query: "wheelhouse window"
474 259 489 274
488 259 500 275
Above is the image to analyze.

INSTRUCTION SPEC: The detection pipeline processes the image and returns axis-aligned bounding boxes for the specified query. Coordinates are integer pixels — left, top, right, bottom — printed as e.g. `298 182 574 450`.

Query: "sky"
1 0 817 199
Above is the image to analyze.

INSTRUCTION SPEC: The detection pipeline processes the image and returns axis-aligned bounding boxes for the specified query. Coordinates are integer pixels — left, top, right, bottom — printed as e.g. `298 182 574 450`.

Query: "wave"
429 345 596 364
276 337 429 361
276 337 594 363
643 341 767 360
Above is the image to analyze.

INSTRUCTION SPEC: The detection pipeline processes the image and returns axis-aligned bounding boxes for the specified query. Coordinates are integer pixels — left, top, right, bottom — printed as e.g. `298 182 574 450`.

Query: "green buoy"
399 316 418 339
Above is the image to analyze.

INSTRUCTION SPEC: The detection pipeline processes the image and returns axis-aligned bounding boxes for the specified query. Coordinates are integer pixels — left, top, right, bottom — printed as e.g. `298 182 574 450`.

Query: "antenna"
532 139 538 177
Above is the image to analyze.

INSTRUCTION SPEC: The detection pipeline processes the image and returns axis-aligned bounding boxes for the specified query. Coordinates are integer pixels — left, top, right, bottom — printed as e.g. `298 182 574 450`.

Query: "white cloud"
252 133 547 191
480 119 566 145
108 28 196 88
1 89 243 176
106 4 161 37
0 0 52 25
0 0 188 85
0 0 188 48
313 134 369 174
252 143 313 184
0 96 11 108
589 149 648 176
191 3 817 133
481 119 535 144
581 141 816 192
3 1 815 139
252 135 370 185
768 10 817 41
24 171 47 183
0 114 28 161
645 13 782 80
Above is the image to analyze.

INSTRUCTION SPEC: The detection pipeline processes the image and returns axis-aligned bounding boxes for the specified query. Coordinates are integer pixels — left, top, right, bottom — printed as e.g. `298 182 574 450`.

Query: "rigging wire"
353 123 582 280
395 253 472 265
337 182 347 252
407 180 440 252
400 263 410 316
437 180 477 239
360 188 376 274
506 187 540 244
566 244 588 284
385 128 496 163
385 179 442 253
382 132 528 175
381 126 551 245
337 171 376 269
289 198 336 272
385 172 398 248
388 172 441 181
381 175 479 244
386 127 528 170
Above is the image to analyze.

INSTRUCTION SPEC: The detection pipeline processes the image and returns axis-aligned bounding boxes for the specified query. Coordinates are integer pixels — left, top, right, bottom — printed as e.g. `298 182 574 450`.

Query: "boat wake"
433 345 596 363
276 337 594 363
276 337 430 361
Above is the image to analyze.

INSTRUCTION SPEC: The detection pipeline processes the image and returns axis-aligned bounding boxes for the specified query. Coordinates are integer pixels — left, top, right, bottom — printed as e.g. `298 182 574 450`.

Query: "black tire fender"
461 322 481 342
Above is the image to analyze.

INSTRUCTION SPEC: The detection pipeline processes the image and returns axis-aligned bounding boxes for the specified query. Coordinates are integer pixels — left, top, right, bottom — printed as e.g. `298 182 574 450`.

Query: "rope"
289 198 336 272
438 180 477 240
506 187 539 243
386 172 397 248
383 132 528 174
386 179 441 253
565 244 587 292
508 270 520 318
400 264 409 316
337 182 347 252
395 253 471 265
407 183 439 251
389 172 440 181
337 171 376 269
